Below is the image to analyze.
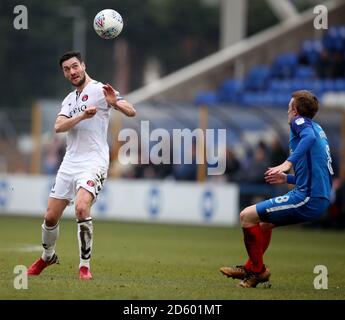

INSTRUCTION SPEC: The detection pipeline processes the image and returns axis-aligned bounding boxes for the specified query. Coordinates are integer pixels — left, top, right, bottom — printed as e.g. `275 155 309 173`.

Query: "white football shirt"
58 80 116 169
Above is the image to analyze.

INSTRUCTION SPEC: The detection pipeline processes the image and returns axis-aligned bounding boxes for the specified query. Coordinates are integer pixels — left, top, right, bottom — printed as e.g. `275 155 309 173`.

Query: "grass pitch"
0 216 344 300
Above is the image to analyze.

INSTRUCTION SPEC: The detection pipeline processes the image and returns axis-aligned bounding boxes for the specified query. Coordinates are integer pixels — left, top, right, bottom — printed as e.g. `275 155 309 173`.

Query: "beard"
71 73 86 87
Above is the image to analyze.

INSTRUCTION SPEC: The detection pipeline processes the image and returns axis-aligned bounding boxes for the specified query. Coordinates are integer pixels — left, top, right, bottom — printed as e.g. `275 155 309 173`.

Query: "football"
93 9 123 39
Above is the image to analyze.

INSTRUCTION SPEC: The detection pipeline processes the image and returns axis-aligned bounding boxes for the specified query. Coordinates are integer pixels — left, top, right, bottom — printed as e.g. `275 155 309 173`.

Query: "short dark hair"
292 90 319 119
59 51 83 68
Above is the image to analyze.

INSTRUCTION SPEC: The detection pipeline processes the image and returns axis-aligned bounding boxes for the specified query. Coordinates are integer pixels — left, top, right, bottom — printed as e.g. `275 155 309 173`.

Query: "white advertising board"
0 175 239 226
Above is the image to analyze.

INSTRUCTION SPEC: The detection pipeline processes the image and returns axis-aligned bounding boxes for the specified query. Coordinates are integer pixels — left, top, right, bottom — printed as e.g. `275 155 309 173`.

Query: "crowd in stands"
108 138 288 183
42 136 65 175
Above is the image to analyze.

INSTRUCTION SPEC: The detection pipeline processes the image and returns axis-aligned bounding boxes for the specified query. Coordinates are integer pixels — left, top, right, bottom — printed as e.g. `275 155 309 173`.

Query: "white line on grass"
0 244 42 252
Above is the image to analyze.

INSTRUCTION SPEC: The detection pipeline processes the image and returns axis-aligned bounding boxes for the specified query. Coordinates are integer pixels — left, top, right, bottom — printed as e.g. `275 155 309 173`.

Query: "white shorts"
49 162 107 204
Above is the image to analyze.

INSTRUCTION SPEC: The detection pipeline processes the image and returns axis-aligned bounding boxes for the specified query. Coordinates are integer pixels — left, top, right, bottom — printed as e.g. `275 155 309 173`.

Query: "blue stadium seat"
241 92 258 107
268 79 293 92
244 66 270 91
194 91 218 106
307 79 323 92
294 66 315 79
218 79 243 103
260 92 275 106
321 79 336 92
300 40 322 65
273 92 291 107
194 25 345 108
335 79 345 91
323 26 344 52
291 78 305 91
271 53 298 78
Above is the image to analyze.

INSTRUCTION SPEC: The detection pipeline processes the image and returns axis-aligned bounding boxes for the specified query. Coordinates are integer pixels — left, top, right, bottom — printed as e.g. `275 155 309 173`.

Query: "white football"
93 9 123 39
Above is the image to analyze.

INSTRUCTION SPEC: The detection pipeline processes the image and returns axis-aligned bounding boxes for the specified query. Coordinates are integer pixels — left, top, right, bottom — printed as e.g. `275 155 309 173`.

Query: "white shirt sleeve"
58 96 71 118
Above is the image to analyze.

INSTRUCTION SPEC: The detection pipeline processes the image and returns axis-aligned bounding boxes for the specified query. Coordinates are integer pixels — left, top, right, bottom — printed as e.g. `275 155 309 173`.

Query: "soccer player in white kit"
27 51 136 280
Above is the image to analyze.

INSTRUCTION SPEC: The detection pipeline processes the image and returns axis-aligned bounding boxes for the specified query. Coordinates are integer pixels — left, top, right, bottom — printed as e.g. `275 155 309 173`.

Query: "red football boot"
79 266 93 280
27 254 59 276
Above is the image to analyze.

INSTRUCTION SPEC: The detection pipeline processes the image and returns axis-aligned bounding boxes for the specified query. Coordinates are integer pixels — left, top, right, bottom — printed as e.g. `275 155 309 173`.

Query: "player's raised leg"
75 188 94 280
28 198 68 275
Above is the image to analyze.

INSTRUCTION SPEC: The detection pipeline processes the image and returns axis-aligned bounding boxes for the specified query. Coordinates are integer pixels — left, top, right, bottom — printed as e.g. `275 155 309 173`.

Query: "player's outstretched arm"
114 99 136 117
103 83 136 117
55 106 97 133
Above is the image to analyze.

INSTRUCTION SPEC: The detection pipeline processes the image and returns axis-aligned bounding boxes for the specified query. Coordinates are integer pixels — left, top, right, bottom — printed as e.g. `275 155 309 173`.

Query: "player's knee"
75 202 90 220
240 209 249 225
44 209 59 227
240 207 257 227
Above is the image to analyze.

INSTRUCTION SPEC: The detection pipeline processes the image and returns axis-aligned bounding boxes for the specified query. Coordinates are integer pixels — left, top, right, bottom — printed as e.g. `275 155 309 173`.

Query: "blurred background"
0 0 344 228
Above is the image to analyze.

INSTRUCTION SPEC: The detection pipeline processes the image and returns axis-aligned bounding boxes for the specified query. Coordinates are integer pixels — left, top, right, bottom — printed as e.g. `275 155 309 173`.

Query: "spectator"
269 137 288 167
332 179 345 228
315 49 333 78
173 142 197 181
42 136 65 175
225 148 241 182
235 141 270 183
332 51 345 78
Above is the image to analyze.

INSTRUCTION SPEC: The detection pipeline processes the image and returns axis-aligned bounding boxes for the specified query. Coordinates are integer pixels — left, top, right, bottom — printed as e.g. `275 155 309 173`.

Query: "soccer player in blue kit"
220 90 334 288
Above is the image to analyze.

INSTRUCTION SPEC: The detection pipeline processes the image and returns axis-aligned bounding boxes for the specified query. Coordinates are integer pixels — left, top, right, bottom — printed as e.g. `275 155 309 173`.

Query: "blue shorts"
256 190 330 226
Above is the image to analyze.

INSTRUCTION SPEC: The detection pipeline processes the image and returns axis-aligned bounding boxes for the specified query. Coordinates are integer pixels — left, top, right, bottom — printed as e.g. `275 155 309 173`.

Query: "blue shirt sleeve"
286 174 296 184
287 125 316 164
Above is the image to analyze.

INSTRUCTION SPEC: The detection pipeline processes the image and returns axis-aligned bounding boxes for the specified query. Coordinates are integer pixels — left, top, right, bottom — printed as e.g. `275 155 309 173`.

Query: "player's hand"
83 106 97 119
265 172 287 185
265 160 292 176
103 83 119 106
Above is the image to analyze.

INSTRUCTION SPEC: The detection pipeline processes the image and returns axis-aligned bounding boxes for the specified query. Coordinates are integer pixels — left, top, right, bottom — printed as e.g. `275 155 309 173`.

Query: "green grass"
0 216 344 300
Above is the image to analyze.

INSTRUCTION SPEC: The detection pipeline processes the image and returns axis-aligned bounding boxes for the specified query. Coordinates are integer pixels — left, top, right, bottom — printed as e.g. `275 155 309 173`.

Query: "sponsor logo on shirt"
69 104 87 117
82 94 88 102
87 180 95 187
295 118 305 125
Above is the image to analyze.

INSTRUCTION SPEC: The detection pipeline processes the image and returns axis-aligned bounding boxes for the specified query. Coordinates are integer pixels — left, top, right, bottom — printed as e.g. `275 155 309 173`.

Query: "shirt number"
275 196 290 204
325 145 334 175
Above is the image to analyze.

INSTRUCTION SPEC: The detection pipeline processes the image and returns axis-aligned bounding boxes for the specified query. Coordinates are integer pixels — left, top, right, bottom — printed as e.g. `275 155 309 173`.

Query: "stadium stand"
195 25 345 108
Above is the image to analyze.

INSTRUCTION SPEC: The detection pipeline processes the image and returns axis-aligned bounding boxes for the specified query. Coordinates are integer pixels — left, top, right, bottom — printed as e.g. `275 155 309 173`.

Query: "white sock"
77 218 93 269
41 221 59 262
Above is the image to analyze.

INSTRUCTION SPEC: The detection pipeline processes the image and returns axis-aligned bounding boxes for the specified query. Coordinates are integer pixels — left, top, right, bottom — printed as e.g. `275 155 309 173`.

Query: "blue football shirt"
288 116 333 200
